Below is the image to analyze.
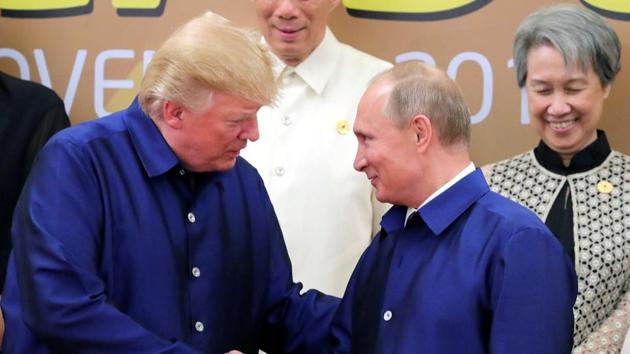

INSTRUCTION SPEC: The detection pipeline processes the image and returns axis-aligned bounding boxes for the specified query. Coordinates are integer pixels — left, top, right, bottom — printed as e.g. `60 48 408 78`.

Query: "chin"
374 190 391 204
219 159 239 171
544 137 580 154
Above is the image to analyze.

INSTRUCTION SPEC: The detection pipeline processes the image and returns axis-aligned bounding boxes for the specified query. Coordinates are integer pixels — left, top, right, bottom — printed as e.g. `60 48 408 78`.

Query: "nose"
240 118 260 142
547 93 571 117
275 0 299 19
353 144 367 172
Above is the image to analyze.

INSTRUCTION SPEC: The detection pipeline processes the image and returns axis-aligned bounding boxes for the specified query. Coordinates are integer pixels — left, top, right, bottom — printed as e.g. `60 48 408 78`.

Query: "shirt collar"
533 129 611 175
385 165 488 236
380 205 409 236
267 27 340 95
404 162 476 225
418 168 489 236
124 98 179 178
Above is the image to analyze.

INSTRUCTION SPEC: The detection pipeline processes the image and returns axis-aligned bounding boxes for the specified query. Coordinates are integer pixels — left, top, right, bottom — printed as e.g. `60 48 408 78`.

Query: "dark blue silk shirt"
1 100 338 353
331 169 577 354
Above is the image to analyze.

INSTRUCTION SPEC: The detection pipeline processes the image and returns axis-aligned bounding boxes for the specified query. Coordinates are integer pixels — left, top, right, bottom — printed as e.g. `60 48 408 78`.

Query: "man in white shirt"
242 0 392 297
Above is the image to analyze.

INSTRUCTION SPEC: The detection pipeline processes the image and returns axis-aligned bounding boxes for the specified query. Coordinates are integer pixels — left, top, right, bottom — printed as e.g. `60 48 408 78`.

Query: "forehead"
355 82 394 132
526 46 594 80
213 91 260 109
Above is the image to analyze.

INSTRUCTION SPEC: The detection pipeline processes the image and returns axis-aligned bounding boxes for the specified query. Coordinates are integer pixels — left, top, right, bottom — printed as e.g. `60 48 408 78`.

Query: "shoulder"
466 192 566 264
611 150 630 163
49 110 127 150
0 71 64 110
481 151 534 177
336 42 392 76
474 190 551 239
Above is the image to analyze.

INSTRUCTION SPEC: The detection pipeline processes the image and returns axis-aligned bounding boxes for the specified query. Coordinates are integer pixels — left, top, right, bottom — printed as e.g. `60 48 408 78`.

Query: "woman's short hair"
513 4 621 88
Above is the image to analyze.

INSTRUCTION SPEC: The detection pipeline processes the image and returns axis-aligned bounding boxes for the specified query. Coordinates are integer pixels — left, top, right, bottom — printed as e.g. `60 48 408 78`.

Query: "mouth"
273 25 305 40
227 149 243 158
547 118 578 132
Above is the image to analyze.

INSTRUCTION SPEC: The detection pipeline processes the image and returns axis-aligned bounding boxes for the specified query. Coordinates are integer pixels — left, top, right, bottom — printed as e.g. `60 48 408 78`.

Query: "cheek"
577 95 601 115
527 96 547 117
255 5 274 23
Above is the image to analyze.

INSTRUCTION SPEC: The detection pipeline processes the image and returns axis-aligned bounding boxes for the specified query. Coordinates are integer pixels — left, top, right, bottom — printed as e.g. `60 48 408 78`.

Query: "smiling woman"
482 4 630 353
525 45 610 165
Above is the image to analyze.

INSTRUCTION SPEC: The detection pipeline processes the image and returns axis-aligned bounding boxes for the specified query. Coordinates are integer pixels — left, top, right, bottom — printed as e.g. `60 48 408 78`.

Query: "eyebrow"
529 77 589 86
232 112 257 120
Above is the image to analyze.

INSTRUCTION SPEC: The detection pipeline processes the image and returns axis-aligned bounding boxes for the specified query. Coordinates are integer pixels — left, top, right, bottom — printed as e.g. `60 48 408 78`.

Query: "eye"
534 88 552 96
565 87 583 94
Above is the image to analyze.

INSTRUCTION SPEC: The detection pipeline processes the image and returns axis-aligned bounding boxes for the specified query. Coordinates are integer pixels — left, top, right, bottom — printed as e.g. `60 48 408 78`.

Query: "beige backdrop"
0 0 628 165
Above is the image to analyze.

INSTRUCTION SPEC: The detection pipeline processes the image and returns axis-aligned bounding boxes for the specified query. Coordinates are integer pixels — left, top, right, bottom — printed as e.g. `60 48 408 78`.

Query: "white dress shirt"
241 28 392 296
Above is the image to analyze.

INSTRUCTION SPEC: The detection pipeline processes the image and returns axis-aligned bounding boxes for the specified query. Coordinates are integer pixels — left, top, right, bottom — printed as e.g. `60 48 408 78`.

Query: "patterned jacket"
484 150 630 352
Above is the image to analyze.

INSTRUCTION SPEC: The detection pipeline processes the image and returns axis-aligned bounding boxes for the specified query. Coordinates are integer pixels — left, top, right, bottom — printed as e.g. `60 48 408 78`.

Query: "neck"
559 153 573 167
279 55 303 67
409 143 471 207
557 131 598 167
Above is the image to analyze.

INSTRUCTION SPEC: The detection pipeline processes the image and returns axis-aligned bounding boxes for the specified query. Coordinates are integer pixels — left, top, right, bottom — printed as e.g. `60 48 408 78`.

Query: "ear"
602 83 612 100
410 114 432 152
161 100 185 129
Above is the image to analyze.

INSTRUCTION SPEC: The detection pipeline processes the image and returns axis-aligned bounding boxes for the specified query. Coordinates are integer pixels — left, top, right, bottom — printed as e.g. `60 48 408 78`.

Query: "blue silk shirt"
1 100 338 354
331 170 577 354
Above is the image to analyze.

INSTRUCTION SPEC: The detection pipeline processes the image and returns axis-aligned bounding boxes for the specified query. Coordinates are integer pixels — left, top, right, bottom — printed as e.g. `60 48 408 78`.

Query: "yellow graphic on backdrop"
581 0 630 20
0 0 88 10
106 62 144 114
0 0 165 17
112 0 161 10
342 0 491 21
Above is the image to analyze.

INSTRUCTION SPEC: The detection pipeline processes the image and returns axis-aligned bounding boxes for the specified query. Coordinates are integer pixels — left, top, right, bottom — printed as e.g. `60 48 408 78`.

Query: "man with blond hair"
330 61 577 353
1 12 337 353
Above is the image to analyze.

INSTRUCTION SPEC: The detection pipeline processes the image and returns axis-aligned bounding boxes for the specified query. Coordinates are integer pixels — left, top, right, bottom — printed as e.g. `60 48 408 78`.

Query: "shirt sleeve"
11 138 200 354
489 227 577 354
573 290 630 353
257 178 340 354
329 261 359 354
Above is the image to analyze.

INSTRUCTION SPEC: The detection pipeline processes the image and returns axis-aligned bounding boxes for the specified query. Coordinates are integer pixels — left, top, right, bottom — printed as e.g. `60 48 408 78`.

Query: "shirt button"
281 115 292 126
274 166 285 176
179 169 186 176
191 267 201 278
383 310 392 322
194 321 204 332
187 212 196 223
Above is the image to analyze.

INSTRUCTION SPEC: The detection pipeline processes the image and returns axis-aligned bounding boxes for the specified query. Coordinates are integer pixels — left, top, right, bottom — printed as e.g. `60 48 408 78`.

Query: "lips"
547 118 578 132
273 25 305 40
276 26 302 33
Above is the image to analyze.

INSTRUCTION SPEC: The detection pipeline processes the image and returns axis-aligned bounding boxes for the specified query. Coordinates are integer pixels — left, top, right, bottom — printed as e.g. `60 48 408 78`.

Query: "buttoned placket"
270 68 303 183
181 170 208 341
377 213 425 349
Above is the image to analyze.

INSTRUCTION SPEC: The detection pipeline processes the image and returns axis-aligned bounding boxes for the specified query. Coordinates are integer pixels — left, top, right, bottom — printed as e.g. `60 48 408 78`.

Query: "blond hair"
139 12 277 118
